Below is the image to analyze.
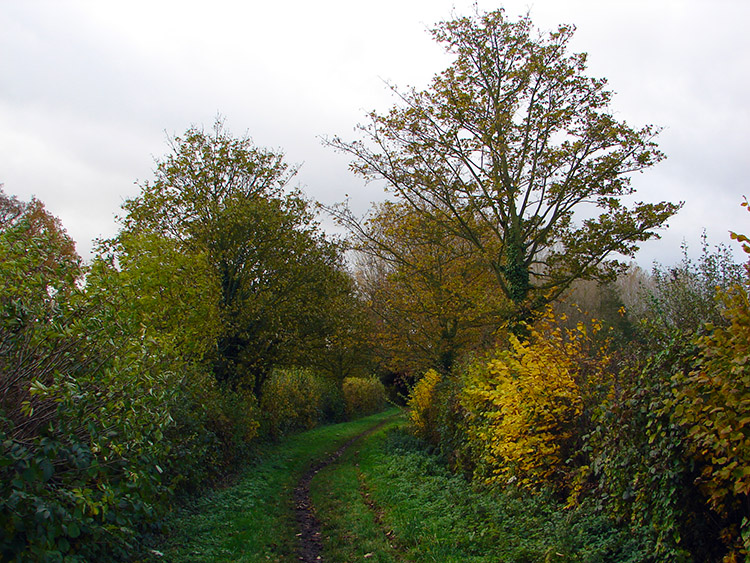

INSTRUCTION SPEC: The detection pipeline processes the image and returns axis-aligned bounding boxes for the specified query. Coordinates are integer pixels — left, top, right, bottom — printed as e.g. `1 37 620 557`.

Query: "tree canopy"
330 9 681 322
354 200 507 374
121 121 360 393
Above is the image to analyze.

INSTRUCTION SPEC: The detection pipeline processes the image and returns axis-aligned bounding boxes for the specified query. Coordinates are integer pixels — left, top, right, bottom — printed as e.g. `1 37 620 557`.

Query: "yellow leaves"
408 369 443 443
460 322 584 490
342 377 387 418
260 369 324 437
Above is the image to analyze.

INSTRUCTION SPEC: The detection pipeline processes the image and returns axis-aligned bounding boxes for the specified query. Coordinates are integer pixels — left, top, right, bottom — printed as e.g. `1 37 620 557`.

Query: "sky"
1 0 749 267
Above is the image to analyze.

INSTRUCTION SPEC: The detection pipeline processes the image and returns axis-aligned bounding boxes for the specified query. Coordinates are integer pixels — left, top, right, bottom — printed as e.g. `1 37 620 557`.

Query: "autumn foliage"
342 377 387 419
408 369 443 444
409 310 608 493
679 288 750 553
0 125 381 561
460 322 584 490
407 243 750 560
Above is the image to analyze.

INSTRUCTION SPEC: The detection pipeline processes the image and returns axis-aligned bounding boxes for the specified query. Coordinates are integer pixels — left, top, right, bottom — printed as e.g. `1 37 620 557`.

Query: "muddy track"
294 416 395 562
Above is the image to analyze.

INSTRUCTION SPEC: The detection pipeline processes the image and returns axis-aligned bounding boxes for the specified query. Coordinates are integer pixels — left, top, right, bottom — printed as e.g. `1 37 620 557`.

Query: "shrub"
585 212 750 561
460 319 585 491
342 377 387 418
407 369 443 444
316 376 347 423
585 330 712 561
673 265 750 559
0 193 166 561
260 368 327 438
407 368 472 473
0 192 262 560
166 378 260 494
634 234 743 335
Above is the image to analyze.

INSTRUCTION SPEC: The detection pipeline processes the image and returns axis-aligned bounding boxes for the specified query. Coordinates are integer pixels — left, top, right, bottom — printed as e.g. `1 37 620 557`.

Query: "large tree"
121 121 355 394
330 9 680 323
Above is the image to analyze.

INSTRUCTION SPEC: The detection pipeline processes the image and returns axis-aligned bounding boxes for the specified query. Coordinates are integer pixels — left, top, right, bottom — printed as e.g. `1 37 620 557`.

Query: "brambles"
671 223 750 559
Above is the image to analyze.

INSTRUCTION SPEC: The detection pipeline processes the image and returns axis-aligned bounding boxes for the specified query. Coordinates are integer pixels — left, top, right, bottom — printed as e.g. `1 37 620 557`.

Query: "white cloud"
1 0 748 265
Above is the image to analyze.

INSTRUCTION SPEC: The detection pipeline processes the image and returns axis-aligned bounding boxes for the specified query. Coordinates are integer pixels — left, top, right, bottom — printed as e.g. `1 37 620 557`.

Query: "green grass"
312 424 653 563
146 410 651 562
146 409 399 562
310 416 405 563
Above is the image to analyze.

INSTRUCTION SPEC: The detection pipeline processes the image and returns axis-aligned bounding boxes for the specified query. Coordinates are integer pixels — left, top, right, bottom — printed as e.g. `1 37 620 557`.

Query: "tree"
295 270 375 381
354 200 508 375
329 9 680 323
0 187 82 437
121 121 356 394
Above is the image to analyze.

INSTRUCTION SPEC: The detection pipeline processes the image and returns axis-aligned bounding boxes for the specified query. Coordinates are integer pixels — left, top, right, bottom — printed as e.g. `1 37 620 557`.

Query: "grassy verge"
312 422 653 563
146 409 398 562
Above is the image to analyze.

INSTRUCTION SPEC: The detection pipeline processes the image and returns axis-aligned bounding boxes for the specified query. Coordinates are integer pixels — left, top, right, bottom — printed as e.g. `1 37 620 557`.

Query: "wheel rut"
294 416 394 562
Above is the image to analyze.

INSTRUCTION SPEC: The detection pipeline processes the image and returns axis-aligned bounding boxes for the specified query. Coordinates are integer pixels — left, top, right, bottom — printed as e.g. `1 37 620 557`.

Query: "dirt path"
294 416 395 562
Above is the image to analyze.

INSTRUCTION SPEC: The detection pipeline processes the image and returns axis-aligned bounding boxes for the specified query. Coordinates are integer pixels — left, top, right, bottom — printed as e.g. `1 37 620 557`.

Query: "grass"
145 408 399 562
145 410 651 562
310 416 405 563
312 423 653 563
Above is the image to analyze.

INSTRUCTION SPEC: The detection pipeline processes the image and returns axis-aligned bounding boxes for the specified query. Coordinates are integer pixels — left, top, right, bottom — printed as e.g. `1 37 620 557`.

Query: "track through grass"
150 409 647 562
311 419 651 563
147 409 398 562
310 416 406 562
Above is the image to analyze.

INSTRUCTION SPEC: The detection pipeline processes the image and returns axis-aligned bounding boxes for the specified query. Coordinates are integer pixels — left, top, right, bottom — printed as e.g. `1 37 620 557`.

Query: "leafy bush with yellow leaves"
342 377 387 419
408 369 443 444
460 322 584 490
260 368 326 438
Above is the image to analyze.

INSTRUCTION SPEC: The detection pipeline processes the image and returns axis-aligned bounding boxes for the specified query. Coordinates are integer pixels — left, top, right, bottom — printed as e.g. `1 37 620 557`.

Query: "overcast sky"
2 0 749 267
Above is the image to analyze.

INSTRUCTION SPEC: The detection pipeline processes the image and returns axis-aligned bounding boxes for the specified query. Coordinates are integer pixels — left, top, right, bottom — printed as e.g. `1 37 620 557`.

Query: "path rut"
294 416 394 562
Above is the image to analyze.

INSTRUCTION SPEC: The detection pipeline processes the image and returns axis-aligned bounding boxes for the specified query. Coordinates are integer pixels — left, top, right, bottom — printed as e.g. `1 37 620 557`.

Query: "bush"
585 330 714 561
584 220 750 561
342 377 387 418
459 317 587 491
0 193 166 561
166 378 260 494
316 376 347 423
0 191 263 561
260 368 328 438
674 277 750 559
407 369 443 444
633 234 743 335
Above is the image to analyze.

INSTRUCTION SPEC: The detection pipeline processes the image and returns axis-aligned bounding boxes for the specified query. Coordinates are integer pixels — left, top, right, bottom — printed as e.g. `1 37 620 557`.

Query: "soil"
294 417 394 562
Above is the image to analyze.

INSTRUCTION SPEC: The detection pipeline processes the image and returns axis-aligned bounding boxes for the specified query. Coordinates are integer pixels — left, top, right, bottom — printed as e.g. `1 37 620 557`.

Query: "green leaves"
671 278 750 558
330 8 679 321
122 119 359 392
